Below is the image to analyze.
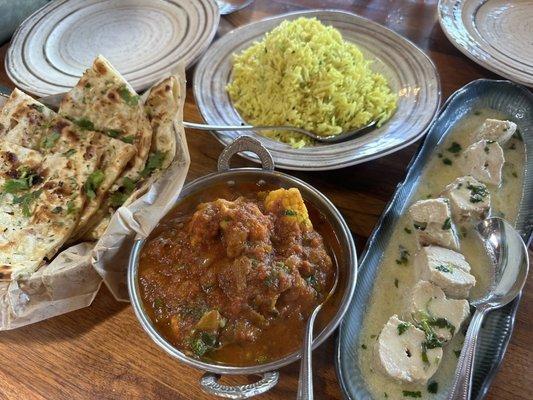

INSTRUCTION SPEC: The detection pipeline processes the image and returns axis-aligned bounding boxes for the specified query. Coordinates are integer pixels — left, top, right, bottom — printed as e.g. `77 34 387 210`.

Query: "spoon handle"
297 306 321 400
448 306 489 400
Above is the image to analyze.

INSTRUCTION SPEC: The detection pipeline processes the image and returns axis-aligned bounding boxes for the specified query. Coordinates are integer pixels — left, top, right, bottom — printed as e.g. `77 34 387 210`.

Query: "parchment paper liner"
0 66 190 329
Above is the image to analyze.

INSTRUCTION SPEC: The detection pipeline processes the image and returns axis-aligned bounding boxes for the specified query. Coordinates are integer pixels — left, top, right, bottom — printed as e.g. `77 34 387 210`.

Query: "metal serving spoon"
448 217 529 400
183 121 377 144
32 92 377 144
297 257 340 400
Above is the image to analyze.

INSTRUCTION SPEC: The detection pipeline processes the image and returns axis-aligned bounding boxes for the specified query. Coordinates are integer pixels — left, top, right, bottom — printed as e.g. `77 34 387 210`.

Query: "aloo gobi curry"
138 186 335 365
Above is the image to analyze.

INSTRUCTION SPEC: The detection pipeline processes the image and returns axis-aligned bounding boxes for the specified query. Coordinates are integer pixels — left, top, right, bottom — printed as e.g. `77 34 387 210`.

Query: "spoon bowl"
448 217 529 400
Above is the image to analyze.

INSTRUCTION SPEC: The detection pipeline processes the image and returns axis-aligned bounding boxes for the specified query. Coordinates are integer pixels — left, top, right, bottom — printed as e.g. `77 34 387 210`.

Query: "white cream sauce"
358 109 526 399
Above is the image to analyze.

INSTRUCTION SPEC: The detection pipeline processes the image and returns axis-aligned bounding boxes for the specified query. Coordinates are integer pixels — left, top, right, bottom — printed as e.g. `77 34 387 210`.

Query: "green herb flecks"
427 381 438 394
13 189 42 217
413 221 427 231
74 118 95 131
84 170 105 200
435 264 452 273
397 322 410 335
305 275 318 287
395 245 410 265
2 169 40 194
361 344 367 350
442 217 451 230
63 149 76 157
140 151 166 178
447 142 462 153
40 130 60 149
404 227 412 234
402 390 421 398
29 103 45 113
66 199 77 215
283 209 298 216
121 135 135 144
109 177 137 208
118 85 140 107
467 183 488 203
442 157 453 166
454 349 461 358
106 129 122 138
394 278 399 288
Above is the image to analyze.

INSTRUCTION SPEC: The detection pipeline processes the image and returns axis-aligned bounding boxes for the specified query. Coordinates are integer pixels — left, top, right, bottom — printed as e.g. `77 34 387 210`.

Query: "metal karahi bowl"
128 136 357 398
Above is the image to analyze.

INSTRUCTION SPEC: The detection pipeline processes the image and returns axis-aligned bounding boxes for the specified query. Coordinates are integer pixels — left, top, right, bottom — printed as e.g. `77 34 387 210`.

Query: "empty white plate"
6 0 219 96
439 0 533 87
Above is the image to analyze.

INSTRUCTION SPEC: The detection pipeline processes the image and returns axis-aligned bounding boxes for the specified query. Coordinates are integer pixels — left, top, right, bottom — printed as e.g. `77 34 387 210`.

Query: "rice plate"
226 17 398 148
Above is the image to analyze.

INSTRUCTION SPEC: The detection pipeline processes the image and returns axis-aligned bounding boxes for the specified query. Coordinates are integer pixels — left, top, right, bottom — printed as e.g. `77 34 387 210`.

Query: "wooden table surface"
0 1 531 399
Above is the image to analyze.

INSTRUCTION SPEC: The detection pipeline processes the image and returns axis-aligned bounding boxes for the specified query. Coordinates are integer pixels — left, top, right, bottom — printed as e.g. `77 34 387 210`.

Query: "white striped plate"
193 10 441 171
6 0 219 96
439 0 533 87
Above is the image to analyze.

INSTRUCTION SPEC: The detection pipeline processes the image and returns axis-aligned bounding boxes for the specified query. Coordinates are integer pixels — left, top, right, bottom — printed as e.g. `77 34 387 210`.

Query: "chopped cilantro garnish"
413 221 427 231
454 349 461 358
66 199 77 215
41 131 60 149
63 149 76 157
402 390 421 398
121 135 135 144
404 227 412 234
52 206 63 214
442 157 453 166
397 322 410 335
361 344 367 349
106 129 122 138
13 189 42 217
427 381 438 394
394 278 399 288
442 217 451 230
29 103 44 113
447 142 462 153
140 151 166 178
305 275 317 286
467 183 488 203
118 85 140 106
435 264 452 273
395 245 410 265
74 118 95 131
3 168 40 194
109 177 137 208
85 170 105 200
283 209 298 216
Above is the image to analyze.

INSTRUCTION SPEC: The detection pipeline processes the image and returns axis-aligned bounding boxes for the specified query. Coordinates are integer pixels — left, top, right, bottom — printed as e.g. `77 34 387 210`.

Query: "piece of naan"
0 89 137 240
0 135 103 281
143 76 180 169
0 89 56 149
59 55 153 185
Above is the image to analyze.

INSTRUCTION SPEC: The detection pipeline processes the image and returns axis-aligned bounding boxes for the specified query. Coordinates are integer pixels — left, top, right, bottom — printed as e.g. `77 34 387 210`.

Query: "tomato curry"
138 183 337 366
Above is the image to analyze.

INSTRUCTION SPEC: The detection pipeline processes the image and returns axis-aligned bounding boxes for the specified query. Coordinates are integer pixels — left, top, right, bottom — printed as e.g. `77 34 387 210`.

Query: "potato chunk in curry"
138 187 334 365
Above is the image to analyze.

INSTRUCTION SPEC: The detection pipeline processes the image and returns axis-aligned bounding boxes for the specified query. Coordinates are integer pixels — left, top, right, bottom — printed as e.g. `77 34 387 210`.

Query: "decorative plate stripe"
439 0 533 87
6 0 219 96
193 10 441 171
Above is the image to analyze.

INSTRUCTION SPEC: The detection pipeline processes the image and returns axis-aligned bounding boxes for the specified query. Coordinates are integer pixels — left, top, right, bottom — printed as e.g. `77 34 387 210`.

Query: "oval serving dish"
335 79 532 400
128 136 357 398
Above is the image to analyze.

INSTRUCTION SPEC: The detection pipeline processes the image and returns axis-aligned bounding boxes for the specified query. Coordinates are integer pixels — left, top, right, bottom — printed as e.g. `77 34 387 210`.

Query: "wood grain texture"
0 1 531 399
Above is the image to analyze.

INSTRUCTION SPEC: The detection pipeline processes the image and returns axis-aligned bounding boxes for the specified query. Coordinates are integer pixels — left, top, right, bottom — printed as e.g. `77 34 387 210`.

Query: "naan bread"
59 55 153 184
0 89 56 149
0 136 103 281
0 89 137 241
143 76 180 169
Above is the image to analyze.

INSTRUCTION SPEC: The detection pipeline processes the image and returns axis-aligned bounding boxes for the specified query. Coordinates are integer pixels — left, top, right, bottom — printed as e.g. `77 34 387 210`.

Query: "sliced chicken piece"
409 198 460 251
459 140 505 186
375 315 442 384
441 176 490 222
414 246 476 299
474 119 517 145
409 281 470 342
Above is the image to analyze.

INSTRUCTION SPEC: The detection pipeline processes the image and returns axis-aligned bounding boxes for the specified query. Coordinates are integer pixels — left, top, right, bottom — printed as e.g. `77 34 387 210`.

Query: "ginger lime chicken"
138 187 335 365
